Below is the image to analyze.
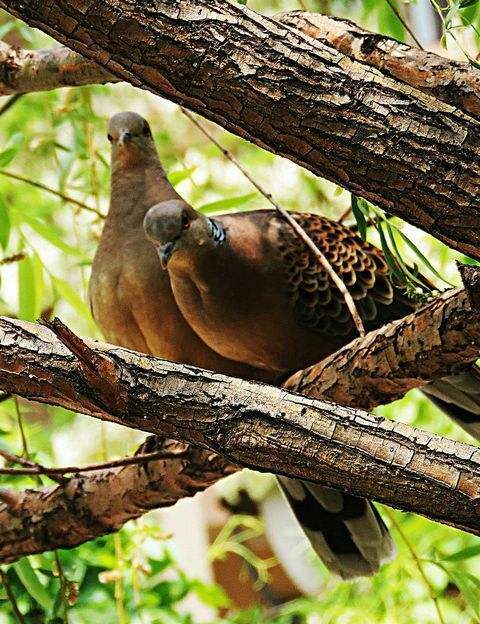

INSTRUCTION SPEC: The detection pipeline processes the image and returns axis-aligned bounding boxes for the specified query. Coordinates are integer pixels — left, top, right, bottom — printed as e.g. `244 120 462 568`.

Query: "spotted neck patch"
208 218 226 246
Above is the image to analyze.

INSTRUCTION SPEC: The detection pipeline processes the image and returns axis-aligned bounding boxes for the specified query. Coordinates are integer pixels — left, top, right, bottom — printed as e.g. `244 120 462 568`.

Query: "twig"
113 533 127 624
0 252 26 265
0 93 23 117
385 509 446 624
54 552 70 624
0 568 26 624
0 171 104 218
338 205 352 223
0 447 188 477
13 397 29 461
384 0 425 49
0 449 66 484
181 108 365 337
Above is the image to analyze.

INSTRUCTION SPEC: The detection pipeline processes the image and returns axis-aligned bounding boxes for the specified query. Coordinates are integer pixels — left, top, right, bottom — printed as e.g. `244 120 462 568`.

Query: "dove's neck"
107 157 180 232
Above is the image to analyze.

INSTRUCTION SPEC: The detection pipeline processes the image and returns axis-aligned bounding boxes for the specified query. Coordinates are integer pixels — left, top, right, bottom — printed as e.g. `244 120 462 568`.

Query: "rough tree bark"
1 1 480 259
285 287 480 406
2 12 480 119
0 437 235 563
281 12 480 118
0 304 480 544
1 285 479 559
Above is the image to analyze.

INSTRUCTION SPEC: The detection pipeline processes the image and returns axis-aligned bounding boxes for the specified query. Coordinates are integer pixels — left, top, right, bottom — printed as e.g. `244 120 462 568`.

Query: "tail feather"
423 366 480 441
278 477 395 580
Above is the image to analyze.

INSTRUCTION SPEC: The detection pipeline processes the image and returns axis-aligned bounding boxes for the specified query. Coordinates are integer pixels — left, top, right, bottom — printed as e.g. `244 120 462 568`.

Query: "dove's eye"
107 134 113 142
181 213 190 230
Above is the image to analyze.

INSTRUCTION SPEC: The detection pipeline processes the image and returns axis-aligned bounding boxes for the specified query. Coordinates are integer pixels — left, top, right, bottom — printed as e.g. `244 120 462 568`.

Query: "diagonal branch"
1 12 479 119
280 12 480 118
1 1 480 258
285 286 480 407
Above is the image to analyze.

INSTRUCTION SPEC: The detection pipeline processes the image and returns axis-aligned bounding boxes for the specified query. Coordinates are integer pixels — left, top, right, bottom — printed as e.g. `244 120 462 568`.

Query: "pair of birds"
90 111 480 580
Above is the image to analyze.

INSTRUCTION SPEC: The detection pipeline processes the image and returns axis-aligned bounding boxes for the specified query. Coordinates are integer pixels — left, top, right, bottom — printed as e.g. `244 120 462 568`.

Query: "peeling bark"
0 306 480 542
280 12 480 118
1 1 480 258
0 437 235 563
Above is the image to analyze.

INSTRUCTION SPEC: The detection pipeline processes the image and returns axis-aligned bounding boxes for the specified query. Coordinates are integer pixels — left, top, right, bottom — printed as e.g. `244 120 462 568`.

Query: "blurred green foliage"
0 0 480 622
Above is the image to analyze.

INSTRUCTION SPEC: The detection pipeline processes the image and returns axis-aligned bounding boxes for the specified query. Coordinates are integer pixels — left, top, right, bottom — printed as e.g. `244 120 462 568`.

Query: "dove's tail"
423 366 480 442
278 477 395 580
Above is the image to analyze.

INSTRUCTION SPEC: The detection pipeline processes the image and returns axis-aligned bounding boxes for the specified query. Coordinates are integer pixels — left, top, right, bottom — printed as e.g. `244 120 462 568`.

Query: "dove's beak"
158 242 174 269
118 130 132 147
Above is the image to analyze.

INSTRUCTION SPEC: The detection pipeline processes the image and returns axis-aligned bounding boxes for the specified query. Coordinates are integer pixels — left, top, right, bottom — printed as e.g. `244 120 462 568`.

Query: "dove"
143 195 480 579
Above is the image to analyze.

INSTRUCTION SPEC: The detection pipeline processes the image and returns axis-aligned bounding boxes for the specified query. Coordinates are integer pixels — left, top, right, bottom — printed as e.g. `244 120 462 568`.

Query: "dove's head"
144 200 225 269
108 112 157 168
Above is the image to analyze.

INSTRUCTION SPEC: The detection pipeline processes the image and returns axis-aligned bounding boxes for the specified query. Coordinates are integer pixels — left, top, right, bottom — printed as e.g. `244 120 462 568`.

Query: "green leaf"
351 194 367 241
167 167 196 186
0 199 10 250
52 276 93 324
15 212 83 257
394 227 455 287
449 570 480 617
13 558 54 613
198 192 257 214
0 132 24 168
18 254 43 321
443 544 480 562
191 581 231 608
459 0 477 9
376 222 404 281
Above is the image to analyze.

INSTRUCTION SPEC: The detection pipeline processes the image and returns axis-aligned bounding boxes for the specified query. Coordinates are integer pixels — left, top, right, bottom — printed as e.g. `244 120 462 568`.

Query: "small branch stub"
457 263 480 311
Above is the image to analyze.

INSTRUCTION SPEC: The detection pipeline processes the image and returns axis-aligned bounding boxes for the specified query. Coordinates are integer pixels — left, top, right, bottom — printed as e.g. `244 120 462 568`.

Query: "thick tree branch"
0 293 480 545
1 1 480 258
3 12 478 117
0 284 479 559
0 437 235 563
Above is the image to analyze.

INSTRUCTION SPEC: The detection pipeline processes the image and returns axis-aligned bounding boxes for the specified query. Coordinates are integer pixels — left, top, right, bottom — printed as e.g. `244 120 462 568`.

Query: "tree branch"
2 12 479 119
0 1 480 258
0 41 117 95
280 12 480 118
285 287 480 407
0 290 479 551
0 437 235 563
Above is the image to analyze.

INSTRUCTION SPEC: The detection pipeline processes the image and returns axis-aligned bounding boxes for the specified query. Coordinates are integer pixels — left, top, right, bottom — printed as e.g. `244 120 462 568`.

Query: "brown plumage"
143 194 480 578
89 112 272 382
144 205 415 374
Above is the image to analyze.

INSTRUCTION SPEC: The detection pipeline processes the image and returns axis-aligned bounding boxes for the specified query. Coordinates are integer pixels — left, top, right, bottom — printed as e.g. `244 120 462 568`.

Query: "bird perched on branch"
90 111 480 580
89 112 271 381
